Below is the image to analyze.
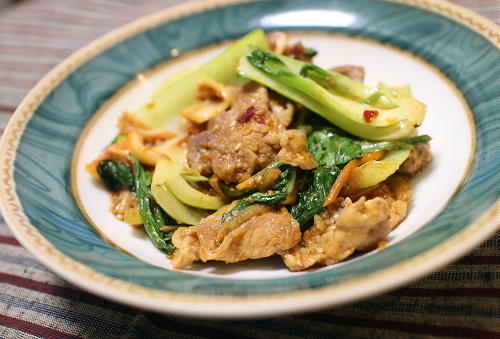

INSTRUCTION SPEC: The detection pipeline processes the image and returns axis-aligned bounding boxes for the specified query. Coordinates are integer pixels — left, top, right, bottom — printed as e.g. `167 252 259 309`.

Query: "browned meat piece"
284 42 311 62
280 197 391 271
170 226 201 269
278 129 318 170
377 176 412 229
398 143 432 176
187 83 285 184
171 205 301 268
186 130 213 175
268 32 314 62
270 99 294 127
347 175 412 230
331 65 365 83
268 31 288 54
182 119 207 135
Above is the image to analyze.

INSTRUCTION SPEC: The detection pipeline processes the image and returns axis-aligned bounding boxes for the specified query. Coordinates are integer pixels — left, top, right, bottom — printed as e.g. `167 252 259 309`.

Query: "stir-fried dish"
86 30 432 271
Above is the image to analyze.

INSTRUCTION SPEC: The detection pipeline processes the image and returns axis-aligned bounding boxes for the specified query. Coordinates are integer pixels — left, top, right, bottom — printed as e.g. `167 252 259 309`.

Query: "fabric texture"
0 1 498 338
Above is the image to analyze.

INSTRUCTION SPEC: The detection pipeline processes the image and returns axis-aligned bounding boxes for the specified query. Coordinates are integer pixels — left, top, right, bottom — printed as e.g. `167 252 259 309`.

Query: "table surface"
0 0 498 338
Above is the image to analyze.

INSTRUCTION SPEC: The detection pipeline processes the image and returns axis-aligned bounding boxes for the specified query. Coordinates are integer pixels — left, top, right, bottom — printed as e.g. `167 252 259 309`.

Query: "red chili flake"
256 115 265 124
363 110 379 123
237 105 257 123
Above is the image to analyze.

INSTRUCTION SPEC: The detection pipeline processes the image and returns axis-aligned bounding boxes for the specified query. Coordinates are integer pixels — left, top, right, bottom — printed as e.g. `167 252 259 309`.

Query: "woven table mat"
0 1 498 338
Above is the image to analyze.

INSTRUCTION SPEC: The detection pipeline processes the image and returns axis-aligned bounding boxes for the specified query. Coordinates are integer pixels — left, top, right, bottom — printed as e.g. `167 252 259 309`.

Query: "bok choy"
238 47 426 141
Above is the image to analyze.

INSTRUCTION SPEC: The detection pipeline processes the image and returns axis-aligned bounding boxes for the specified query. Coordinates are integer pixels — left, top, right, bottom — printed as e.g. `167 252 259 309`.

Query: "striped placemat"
0 1 498 338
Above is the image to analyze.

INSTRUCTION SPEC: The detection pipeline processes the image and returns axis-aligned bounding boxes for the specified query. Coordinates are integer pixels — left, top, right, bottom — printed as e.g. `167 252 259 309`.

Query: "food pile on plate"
87 30 431 271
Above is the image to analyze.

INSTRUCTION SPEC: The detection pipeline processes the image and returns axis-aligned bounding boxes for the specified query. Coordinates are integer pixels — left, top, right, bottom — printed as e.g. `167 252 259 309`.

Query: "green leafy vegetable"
220 192 286 224
272 164 297 193
220 184 252 199
219 161 284 199
290 131 430 227
290 166 340 227
400 135 432 146
152 203 176 229
307 129 431 167
302 47 318 58
161 229 177 255
360 135 431 154
238 47 427 141
300 64 397 109
151 204 177 255
221 164 296 224
307 130 362 167
97 160 135 191
131 156 177 255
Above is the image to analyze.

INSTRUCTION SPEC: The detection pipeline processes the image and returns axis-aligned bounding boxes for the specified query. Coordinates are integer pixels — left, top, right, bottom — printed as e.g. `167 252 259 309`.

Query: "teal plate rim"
0 0 498 318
